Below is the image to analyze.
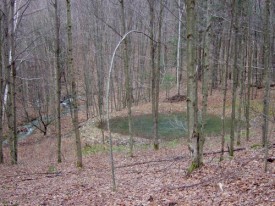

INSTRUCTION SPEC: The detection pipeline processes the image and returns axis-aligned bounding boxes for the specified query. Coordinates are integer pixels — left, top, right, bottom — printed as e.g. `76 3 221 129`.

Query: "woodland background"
0 0 274 205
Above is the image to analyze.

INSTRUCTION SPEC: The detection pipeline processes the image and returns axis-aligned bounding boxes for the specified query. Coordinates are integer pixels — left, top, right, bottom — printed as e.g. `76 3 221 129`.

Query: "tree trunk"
54 0 62 163
154 0 164 150
236 39 245 146
66 0 83 168
229 0 239 157
176 0 182 95
7 0 17 164
2 0 10 163
262 0 271 172
186 0 201 172
83 57 91 120
201 0 211 164
245 0 253 142
147 0 159 150
106 30 141 192
120 0 134 157
94 1 105 143
0 12 3 163
220 23 232 161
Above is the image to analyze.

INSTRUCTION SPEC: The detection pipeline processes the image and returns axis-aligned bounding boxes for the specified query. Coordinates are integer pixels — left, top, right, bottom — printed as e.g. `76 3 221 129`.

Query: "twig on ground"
116 156 185 169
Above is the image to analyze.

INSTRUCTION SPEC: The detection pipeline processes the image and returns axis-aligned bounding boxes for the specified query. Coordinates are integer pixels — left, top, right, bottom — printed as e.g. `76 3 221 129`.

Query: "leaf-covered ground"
0 88 274 205
0 139 274 206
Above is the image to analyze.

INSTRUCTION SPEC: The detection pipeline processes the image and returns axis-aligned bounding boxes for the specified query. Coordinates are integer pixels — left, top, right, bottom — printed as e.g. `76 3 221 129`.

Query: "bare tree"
186 0 202 172
229 0 240 157
4 0 17 164
0 11 3 163
220 20 232 161
54 0 62 163
94 0 106 144
200 0 211 164
176 0 182 95
119 0 134 157
66 0 83 168
245 0 253 142
262 0 271 172
106 31 138 192
147 0 163 150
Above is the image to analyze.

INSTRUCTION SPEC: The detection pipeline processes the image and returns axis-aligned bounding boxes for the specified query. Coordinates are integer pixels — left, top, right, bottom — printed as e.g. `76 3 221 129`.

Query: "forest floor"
0 87 275 206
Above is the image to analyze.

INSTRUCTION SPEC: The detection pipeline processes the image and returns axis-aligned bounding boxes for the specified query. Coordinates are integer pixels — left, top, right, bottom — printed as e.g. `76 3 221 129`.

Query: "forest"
0 0 274 205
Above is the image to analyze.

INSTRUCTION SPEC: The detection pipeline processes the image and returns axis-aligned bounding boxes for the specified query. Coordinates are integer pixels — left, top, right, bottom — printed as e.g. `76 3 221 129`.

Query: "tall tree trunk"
0 12 3 163
176 0 182 95
186 0 201 172
147 0 159 150
210 34 220 92
94 3 105 144
66 0 83 168
220 23 232 161
105 30 140 192
83 54 91 120
7 0 17 164
2 0 10 163
120 0 134 157
154 0 164 150
245 0 253 142
236 39 245 146
262 0 271 172
229 0 239 157
54 0 62 163
201 0 211 164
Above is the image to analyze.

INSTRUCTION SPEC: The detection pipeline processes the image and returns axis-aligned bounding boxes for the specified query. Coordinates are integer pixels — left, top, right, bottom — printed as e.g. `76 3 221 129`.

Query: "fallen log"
116 143 275 169
204 147 246 156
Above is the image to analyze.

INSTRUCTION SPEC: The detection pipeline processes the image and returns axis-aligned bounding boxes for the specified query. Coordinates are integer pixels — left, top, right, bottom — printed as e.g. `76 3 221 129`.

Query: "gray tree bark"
220 22 232 161
186 0 202 172
154 0 164 150
54 0 62 163
229 0 240 157
245 0 253 142
262 0 271 172
176 0 182 95
66 0 83 168
2 0 10 163
94 1 105 144
6 0 17 164
147 0 159 150
201 0 211 164
236 40 245 146
119 0 134 157
0 12 3 163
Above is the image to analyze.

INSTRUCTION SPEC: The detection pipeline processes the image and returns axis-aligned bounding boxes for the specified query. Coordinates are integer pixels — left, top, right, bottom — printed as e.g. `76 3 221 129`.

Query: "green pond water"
104 112 231 140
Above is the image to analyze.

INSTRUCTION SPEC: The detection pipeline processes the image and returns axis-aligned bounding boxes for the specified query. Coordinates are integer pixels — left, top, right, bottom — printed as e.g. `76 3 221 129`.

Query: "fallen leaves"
1 144 274 206
0 88 274 205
